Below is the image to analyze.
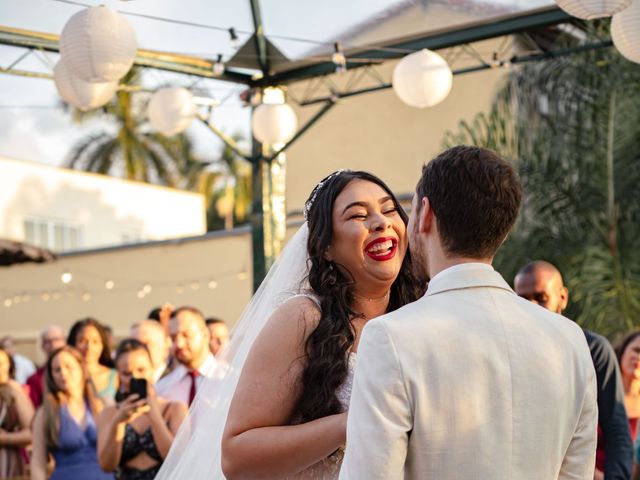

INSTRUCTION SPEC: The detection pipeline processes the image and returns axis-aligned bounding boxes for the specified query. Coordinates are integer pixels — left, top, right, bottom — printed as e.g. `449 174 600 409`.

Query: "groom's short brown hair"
415 146 522 259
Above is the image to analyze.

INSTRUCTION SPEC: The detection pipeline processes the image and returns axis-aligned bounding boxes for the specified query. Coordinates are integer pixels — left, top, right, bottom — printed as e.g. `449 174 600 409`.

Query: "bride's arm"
222 296 347 479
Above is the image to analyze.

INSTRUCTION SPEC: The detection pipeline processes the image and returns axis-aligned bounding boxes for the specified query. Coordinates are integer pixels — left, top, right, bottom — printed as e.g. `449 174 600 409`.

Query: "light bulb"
61 270 72 284
105 280 115 290
212 54 225 76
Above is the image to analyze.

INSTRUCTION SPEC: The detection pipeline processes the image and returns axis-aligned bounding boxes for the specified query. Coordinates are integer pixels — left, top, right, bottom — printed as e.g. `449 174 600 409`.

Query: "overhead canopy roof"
1 0 573 87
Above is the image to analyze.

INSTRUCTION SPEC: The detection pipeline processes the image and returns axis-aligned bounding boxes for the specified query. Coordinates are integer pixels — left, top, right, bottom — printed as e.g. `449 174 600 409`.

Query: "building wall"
0 156 207 251
0 227 256 363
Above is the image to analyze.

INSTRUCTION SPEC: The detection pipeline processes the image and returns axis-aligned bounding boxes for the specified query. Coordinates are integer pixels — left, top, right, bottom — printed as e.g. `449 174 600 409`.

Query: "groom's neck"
428 255 493 280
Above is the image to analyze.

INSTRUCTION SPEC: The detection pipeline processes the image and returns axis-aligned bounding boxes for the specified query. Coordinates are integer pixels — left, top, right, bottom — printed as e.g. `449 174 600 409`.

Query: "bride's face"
325 179 407 290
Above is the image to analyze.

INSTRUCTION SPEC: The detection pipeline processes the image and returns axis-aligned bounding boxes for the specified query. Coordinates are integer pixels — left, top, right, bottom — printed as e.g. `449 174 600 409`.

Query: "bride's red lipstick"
364 237 397 261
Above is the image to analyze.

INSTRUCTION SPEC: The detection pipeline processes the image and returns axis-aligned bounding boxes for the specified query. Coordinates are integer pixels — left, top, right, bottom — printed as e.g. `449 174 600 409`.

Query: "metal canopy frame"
0 4 602 289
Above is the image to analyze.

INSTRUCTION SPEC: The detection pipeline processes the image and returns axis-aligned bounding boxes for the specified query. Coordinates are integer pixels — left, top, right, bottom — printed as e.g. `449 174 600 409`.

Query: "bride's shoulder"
267 292 322 333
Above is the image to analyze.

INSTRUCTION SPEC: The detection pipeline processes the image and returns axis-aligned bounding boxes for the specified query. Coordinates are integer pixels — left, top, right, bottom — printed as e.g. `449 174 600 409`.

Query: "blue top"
97 369 118 399
50 404 114 480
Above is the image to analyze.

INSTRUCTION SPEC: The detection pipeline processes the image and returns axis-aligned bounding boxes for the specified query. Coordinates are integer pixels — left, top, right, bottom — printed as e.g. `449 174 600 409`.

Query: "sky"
0 0 551 169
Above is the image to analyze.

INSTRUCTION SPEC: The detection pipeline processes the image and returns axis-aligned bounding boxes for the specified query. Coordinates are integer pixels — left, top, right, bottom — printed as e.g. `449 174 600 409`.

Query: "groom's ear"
418 197 433 234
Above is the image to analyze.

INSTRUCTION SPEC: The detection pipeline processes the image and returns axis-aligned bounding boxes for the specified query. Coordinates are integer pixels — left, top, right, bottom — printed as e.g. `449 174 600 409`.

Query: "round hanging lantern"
612 0 640 64
147 87 197 136
59 5 137 83
392 49 452 108
53 60 118 111
252 103 298 144
555 0 631 19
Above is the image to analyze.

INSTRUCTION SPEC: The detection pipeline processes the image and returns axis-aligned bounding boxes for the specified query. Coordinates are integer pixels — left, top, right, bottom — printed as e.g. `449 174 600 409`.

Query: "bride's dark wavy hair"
297 170 425 422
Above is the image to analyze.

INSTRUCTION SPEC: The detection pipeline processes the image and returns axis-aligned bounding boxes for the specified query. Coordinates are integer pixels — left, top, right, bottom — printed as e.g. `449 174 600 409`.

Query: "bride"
156 170 423 479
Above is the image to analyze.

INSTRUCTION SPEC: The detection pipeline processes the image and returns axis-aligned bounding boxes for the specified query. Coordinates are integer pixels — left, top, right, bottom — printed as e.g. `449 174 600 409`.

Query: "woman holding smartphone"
97 339 187 480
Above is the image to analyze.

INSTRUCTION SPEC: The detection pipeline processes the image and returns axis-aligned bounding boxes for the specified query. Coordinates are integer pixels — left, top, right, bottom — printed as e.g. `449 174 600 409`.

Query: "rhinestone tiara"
303 169 347 220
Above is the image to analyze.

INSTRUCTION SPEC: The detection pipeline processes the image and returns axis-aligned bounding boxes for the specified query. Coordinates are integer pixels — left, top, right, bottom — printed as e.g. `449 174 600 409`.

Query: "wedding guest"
515 261 632 480
31 346 112 480
0 337 35 384
156 307 215 406
130 320 170 382
67 318 118 401
205 318 229 356
97 339 187 479
615 332 640 442
0 347 34 478
26 325 66 408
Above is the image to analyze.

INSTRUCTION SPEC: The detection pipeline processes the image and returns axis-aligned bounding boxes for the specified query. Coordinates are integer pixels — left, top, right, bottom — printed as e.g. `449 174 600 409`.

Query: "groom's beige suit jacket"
340 263 597 480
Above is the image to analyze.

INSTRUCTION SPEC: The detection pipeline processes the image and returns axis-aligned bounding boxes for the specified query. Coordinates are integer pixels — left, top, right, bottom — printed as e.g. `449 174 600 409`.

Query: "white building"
0 156 206 252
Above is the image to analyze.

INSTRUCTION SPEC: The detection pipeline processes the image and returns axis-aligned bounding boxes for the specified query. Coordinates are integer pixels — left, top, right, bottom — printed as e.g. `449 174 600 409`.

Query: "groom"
340 146 597 479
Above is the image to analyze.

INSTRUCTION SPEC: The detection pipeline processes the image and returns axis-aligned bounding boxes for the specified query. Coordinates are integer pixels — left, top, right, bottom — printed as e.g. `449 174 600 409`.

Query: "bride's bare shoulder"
257 294 322 348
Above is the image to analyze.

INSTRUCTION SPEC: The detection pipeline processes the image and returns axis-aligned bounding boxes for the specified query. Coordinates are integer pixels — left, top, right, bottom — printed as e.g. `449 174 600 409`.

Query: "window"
23 218 83 252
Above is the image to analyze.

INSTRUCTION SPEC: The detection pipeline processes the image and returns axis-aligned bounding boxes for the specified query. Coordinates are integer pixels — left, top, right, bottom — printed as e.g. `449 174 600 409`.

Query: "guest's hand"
146 385 163 422
593 468 604 480
115 394 148 423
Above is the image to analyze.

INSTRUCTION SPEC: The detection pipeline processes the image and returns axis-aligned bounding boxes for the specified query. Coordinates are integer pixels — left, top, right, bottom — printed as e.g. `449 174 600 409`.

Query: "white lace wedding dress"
290 353 356 479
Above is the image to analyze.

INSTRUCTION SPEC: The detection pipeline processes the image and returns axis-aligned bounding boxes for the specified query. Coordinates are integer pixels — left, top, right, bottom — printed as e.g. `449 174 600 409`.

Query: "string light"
212 54 225 76
0 268 244 303
332 42 347 74
228 27 240 49
3 298 12 308
61 270 72 284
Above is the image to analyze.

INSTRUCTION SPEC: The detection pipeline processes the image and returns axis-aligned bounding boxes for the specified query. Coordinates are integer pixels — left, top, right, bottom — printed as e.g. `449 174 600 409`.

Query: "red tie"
188 370 199 406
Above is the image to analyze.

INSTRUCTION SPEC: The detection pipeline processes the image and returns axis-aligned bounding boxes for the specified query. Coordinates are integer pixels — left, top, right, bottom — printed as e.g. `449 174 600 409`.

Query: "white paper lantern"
147 87 197 136
252 103 298 144
59 5 137 83
612 0 640 64
392 49 452 108
53 60 118 111
555 0 631 19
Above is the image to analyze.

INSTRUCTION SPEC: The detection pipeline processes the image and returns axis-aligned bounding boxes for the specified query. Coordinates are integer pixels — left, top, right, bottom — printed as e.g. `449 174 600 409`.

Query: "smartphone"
129 378 148 400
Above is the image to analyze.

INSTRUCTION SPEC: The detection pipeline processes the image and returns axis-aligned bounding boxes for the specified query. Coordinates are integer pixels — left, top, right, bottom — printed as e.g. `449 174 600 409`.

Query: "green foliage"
444 35 640 339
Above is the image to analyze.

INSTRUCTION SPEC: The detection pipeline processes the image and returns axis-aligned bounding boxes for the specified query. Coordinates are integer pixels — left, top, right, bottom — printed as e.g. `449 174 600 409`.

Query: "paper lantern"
612 0 640 64
53 60 118 111
555 0 631 19
252 103 298 144
59 5 137 83
392 49 452 108
147 87 197 136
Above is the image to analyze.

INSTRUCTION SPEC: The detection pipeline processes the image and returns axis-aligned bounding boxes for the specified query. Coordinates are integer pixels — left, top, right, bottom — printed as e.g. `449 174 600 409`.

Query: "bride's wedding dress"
290 353 356 479
157 225 356 479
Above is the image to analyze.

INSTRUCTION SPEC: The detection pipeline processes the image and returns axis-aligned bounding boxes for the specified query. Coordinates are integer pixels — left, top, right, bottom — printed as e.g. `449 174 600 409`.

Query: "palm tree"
444 27 640 338
64 70 252 231
65 70 204 188
198 134 252 230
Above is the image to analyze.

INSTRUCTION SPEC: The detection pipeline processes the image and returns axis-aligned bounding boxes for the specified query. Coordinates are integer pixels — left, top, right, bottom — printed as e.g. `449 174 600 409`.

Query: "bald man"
515 261 632 480
26 325 66 407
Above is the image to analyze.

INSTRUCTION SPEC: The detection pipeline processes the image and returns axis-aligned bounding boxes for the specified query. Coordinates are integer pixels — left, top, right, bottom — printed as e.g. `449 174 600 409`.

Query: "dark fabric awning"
0 239 57 267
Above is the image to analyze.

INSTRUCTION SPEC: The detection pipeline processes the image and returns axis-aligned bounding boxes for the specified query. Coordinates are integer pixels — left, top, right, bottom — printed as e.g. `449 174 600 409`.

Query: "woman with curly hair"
67 318 118 402
221 170 423 478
